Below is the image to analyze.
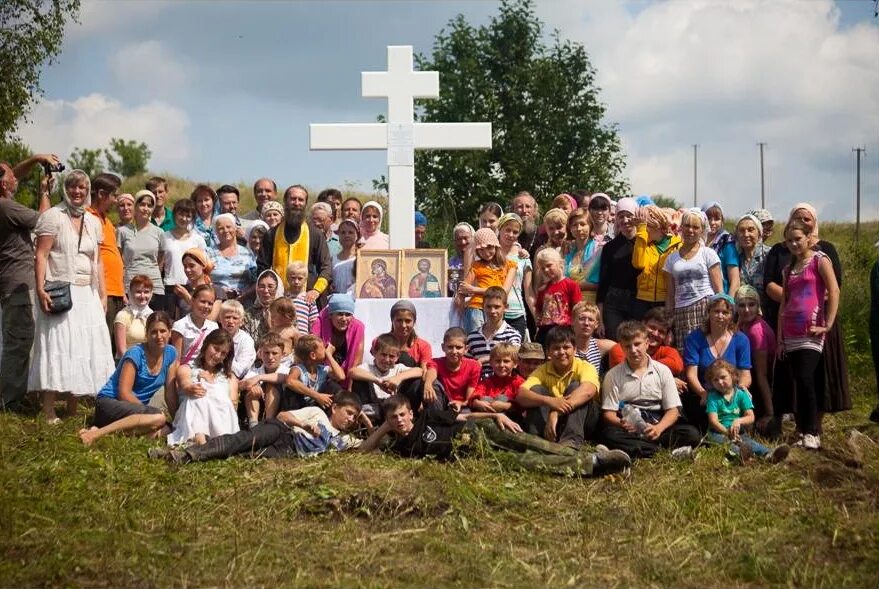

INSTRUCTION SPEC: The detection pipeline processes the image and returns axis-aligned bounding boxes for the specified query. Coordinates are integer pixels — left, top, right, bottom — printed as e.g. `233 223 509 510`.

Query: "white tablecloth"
355 298 458 364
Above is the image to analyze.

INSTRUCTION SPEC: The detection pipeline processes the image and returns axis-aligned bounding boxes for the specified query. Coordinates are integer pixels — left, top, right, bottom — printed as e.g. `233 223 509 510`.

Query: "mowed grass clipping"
1 388 878 588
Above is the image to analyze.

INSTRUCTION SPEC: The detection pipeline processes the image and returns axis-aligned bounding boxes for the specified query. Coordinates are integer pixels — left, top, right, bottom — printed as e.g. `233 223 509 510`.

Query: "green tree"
1 0 81 143
411 0 628 228
0 139 38 207
104 137 151 178
68 146 104 177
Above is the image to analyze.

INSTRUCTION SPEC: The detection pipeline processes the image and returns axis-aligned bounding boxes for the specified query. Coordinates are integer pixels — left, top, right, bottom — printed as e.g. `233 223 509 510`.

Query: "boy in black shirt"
360 396 631 476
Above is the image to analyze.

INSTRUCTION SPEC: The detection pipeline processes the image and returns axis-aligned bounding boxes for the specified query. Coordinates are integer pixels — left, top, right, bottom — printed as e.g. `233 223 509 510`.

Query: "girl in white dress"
168 329 239 446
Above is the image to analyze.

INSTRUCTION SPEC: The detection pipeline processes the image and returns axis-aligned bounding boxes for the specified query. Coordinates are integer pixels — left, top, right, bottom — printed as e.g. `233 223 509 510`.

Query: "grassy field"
1 217 878 588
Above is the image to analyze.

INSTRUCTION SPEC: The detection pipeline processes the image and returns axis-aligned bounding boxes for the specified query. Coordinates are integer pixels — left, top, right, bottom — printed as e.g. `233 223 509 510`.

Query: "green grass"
2 389 879 588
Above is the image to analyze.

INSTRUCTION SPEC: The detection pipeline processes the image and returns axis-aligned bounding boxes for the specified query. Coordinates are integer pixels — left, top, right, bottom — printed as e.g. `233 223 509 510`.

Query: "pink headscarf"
788 202 819 239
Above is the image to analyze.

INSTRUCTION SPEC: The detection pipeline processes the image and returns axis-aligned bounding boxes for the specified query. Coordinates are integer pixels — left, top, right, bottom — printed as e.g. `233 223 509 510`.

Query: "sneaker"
593 446 632 475
768 444 790 464
167 448 192 464
802 433 821 450
671 445 695 460
737 442 754 463
147 447 171 460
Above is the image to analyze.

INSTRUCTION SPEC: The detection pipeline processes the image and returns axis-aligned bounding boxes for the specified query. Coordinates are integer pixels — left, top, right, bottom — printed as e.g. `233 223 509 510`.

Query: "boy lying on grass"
359 395 631 477
149 391 363 463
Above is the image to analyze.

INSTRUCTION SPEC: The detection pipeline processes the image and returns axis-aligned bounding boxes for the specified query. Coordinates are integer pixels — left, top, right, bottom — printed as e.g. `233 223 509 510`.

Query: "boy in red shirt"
469 343 524 415
423 327 481 412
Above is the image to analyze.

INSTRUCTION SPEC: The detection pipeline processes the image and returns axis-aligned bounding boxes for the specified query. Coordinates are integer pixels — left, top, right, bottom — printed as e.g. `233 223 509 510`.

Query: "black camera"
42 162 65 174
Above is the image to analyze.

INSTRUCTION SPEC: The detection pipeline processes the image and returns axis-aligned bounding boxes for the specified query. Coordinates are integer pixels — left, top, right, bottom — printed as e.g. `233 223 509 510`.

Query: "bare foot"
79 427 100 446
193 433 207 446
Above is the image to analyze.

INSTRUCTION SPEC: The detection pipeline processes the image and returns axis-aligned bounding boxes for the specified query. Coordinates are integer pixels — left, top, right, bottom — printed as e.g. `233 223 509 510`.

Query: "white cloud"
69 0 169 39
537 0 879 220
17 94 191 172
108 40 189 96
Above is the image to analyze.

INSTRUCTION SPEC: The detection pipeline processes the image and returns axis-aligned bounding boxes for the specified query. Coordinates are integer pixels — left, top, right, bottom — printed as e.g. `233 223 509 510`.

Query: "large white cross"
310 45 492 248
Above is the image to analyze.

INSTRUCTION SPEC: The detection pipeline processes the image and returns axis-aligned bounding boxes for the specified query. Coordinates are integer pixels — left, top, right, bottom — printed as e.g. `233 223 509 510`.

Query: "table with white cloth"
355 298 458 364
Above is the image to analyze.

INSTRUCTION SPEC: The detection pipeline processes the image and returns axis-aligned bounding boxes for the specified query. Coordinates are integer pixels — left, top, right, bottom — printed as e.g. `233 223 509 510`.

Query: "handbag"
43 214 85 315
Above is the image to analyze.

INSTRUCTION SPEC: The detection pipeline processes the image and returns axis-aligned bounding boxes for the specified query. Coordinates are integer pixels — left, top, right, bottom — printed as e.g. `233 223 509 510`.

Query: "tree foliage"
104 138 151 178
68 147 104 178
412 0 628 227
1 0 81 142
0 139 39 207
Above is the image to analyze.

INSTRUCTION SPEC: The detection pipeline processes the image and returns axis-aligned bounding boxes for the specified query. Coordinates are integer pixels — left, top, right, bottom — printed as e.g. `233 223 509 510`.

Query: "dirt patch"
305 490 451 520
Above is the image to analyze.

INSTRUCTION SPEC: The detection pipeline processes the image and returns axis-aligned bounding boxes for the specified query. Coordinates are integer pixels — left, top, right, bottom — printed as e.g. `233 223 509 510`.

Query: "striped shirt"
290 292 318 336
575 337 603 377
466 321 522 379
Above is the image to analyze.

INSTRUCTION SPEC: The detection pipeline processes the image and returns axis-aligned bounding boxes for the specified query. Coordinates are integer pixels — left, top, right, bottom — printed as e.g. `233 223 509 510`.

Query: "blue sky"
18 0 879 222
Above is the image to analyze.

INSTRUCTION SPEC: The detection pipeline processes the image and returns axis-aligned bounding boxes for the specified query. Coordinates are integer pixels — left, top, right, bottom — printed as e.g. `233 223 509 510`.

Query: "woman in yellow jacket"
632 205 682 319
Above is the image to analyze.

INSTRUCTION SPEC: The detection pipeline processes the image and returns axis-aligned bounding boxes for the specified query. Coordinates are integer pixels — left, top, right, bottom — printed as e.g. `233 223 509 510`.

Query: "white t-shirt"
172 315 219 364
356 362 410 400
162 231 207 286
230 329 256 379
663 246 720 308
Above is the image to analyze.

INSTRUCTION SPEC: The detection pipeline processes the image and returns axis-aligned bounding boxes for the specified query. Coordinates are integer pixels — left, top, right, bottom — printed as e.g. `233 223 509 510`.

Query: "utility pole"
693 144 698 206
853 146 865 242
758 142 766 209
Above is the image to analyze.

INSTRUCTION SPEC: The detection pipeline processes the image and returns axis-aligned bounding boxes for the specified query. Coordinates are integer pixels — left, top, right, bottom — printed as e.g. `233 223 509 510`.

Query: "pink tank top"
781 252 826 352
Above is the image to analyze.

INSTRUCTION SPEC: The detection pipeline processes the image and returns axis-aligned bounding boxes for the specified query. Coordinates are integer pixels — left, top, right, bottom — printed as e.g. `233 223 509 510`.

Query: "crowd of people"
1 153 876 476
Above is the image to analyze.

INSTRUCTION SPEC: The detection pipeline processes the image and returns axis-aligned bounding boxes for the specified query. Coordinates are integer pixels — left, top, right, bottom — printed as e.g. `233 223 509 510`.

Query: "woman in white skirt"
167 328 239 446
30 170 114 424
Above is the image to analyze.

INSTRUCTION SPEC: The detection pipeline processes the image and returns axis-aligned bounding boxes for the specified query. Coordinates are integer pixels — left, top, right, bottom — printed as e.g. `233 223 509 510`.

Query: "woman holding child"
683 293 752 432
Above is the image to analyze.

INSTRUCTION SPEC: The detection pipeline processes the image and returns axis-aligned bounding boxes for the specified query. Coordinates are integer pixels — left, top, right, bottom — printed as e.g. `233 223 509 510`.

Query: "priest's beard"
285 209 305 228
522 218 537 238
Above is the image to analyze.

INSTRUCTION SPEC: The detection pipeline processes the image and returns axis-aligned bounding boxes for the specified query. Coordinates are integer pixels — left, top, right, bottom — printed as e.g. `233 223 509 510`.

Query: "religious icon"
401 249 447 299
356 250 401 299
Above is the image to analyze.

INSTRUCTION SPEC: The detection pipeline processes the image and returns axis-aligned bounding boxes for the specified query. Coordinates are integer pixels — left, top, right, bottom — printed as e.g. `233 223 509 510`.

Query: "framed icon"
401 249 447 299
356 250 402 299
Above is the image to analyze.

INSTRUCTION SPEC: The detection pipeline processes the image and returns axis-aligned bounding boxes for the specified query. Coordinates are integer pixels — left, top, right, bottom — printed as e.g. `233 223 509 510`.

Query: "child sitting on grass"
168 329 240 446
424 327 481 412
599 321 700 459
705 359 789 463
283 334 345 411
516 326 599 448
240 332 289 428
350 333 424 425
286 261 318 335
515 342 545 380
469 343 524 416
465 286 522 379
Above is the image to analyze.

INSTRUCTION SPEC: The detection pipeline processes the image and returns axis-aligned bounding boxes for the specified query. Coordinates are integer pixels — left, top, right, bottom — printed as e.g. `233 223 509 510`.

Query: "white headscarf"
61 169 91 217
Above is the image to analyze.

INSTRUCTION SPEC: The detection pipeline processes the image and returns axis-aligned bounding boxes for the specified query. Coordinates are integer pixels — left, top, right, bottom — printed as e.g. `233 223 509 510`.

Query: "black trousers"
280 379 344 411
187 419 297 461
789 349 822 435
598 419 701 459
601 288 636 341
351 377 445 421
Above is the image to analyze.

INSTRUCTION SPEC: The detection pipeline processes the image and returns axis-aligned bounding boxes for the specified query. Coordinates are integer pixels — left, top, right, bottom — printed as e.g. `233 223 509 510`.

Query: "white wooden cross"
310 45 492 248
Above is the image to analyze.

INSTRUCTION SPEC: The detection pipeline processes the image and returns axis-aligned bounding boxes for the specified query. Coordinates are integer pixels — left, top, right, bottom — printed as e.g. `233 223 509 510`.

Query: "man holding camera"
0 153 59 410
